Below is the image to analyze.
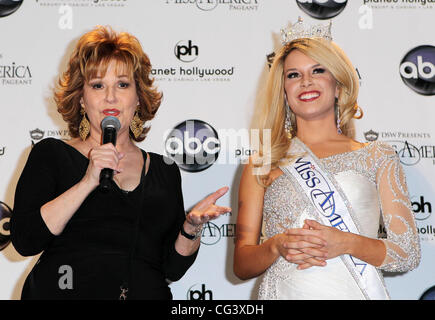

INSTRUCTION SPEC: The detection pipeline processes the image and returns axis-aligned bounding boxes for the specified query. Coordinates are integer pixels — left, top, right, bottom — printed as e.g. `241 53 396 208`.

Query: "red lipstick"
103 109 120 116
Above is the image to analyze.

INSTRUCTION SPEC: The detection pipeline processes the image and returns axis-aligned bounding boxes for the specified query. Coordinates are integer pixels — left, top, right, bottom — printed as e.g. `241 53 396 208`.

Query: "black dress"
10 138 197 300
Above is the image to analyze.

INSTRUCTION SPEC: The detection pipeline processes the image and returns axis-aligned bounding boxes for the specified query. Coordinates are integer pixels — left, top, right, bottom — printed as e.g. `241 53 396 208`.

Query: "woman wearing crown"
233 18 421 299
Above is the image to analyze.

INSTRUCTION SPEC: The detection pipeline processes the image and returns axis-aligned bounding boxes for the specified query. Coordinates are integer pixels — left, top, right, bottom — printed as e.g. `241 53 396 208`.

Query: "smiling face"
283 49 339 123
80 59 139 139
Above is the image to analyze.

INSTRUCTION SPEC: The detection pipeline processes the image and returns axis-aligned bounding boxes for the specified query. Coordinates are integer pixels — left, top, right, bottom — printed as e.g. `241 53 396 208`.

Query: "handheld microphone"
99 116 121 192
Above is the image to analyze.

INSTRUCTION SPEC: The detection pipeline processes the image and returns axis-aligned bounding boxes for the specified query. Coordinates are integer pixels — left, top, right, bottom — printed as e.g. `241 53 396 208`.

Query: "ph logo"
0 201 12 251
412 196 432 221
187 284 213 300
174 40 199 63
400 45 435 96
0 0 23 18
296 0 348 20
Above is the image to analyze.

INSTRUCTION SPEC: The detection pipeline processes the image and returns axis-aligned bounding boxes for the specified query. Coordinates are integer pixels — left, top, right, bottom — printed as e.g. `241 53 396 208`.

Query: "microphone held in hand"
99 116 121 192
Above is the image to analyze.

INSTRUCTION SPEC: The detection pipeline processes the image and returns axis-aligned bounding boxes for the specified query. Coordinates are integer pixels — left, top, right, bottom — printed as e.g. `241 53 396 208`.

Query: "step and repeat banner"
0 0 434 300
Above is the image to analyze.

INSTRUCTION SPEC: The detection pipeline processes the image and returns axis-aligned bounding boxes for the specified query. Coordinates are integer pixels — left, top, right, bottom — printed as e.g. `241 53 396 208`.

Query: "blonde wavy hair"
253 38 362 185
54 25 162 142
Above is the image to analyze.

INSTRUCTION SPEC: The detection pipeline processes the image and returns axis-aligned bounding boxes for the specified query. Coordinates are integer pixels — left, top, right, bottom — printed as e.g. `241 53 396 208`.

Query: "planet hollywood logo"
0 0 23 18
296 0 348 20
165 0 259 11
174 40 199 63
0 55 32 86
152 40 235 82
412 195 435 241
0 201 12 251
186 283 213 300
400 45 435 96
30 128 70 146
164 120 220 172
412 195 432 221
364 130 435 166
411 196 432 221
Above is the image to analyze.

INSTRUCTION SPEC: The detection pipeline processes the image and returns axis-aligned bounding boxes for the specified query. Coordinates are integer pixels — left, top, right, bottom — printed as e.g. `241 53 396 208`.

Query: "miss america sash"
281 138 389 300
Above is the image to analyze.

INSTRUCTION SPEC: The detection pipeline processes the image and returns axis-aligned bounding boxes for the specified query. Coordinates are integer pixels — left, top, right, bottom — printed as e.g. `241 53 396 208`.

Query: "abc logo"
296 0 348 20
0 201 12 251
0 0 23 18
165 119 220 172
399 45 435 96
174 40 199 63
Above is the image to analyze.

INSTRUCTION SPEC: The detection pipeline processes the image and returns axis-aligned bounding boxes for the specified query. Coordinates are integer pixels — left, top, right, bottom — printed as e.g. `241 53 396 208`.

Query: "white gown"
258 138 421 300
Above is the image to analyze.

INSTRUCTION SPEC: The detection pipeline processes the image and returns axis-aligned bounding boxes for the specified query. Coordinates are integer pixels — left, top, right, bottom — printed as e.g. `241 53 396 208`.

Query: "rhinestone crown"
280 16 333 45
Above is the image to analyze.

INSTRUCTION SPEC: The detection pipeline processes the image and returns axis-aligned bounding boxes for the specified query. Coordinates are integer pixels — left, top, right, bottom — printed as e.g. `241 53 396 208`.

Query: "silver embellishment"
258 139 420 300
280 16 333 45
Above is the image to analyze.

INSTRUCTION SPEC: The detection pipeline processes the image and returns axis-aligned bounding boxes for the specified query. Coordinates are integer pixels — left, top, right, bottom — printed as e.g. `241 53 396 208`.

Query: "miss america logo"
165 0 259 11
0 60 32 85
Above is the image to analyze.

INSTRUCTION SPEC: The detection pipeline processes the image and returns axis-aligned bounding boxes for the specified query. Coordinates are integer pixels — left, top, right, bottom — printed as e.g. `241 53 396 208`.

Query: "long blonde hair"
253 38 362 186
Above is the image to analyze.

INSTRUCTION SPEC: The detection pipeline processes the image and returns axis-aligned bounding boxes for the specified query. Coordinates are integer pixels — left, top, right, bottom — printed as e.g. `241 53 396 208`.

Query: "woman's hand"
272 228 328 270
82 143 125 187
285 219 350 263
184 187 232 233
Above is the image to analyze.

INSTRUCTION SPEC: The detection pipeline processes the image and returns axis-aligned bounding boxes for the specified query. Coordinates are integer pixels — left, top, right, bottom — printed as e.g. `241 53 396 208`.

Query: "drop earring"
130 107 144 139
79 106 90 141
335 99 342 135
284 94 293 140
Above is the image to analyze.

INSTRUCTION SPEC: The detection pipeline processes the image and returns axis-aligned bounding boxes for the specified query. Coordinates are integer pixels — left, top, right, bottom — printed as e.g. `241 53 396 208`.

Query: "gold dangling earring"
130 107 144 140
79 106 90 141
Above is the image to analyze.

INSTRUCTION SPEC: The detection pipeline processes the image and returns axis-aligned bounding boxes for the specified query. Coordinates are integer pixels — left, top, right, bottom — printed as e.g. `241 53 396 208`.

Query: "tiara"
280 16 333 45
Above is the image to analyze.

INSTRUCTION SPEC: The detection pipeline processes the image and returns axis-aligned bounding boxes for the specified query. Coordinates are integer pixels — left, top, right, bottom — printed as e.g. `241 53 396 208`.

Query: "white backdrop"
1 0 434 300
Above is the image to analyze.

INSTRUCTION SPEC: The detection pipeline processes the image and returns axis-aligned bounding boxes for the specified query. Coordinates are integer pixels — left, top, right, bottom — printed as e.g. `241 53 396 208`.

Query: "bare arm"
233 163 278 279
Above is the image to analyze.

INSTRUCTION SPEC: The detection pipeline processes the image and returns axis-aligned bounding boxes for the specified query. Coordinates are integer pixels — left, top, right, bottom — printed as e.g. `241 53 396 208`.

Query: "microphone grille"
101 116 121 131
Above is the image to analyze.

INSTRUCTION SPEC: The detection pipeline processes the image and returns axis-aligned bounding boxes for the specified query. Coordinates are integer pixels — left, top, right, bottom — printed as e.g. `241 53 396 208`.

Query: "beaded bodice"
259 139 421 299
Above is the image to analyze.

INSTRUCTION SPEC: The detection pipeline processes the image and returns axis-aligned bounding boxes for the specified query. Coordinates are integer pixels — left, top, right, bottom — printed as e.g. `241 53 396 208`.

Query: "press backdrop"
1 0 434 300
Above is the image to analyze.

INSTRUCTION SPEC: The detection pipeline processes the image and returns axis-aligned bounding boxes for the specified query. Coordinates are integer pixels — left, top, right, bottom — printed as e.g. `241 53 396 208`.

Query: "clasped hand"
276 219 348 270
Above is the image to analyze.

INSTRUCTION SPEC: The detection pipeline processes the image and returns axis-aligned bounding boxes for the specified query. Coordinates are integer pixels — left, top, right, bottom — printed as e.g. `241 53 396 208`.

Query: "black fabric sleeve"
10 139 57 256
163 161 198 282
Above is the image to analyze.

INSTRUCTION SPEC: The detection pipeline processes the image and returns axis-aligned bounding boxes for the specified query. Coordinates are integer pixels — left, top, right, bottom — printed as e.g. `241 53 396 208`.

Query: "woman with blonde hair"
11 26 230 300
234 18 420 299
